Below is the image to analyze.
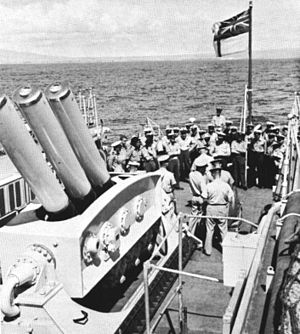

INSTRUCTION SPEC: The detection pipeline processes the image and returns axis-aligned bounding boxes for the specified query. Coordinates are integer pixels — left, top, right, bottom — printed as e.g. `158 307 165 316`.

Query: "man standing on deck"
212 107 226 130
204 166 234 256
188 159 209 232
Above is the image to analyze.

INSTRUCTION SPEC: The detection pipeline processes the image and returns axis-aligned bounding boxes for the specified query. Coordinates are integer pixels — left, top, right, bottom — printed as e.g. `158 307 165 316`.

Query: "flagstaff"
248 0 253 123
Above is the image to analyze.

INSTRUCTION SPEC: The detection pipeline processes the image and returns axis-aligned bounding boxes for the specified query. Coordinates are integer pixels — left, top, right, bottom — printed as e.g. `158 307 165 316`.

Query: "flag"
212 9 250 57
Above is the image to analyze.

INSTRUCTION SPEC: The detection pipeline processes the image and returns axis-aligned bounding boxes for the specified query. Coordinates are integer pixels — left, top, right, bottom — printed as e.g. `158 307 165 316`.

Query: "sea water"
0 58 299 142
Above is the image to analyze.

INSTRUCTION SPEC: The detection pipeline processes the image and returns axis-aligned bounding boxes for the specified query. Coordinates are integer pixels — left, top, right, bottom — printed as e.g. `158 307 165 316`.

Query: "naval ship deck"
154 181 272 334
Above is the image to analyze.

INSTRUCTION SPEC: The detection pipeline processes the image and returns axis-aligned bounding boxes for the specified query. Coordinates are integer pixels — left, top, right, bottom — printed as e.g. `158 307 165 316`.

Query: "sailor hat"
191 124 198 130
210 166 222 172
173 127 180 132
180 127 187 133
111 140 122 147
158 154 170 163
128 161 140 167
217 131 226 137
230 126 238 131
225 120 233 125
198 129 206 134
211 158 223 167
216 107 223 112
194 158 208 168
266 121 275 127
144 127 152 133
246 123 254 129
189 117 196 123
208 124 215 128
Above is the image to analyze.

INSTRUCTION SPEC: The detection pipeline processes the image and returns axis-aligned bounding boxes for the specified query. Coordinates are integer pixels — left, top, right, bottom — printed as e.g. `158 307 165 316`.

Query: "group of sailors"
105 108 287 191
103 107 289 255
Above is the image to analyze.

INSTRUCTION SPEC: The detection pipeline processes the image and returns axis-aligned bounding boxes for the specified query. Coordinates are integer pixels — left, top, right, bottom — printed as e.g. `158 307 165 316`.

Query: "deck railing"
143 212 257 333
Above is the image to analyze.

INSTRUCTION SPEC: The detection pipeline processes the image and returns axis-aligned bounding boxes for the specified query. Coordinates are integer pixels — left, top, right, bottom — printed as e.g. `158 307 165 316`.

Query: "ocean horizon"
0 58 299 143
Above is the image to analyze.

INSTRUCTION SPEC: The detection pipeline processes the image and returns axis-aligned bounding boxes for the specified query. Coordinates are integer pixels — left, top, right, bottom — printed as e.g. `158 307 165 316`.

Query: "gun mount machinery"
0 83 180 333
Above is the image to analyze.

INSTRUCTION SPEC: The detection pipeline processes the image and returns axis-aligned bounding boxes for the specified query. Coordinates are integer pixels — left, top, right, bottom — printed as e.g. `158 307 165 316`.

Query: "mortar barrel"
45 82 110 191
0 96 69 213
13 85 93 202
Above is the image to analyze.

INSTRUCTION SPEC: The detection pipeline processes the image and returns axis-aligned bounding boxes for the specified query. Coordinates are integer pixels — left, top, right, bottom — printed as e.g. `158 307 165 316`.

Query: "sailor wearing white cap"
188 158 209 231
212 107 226 130
107 140 126 172
249 129 266 187
204 166 234 256
231 133 247 189
210 132 231 159
158 155 177 216
191 143 213 171
177 127 192 180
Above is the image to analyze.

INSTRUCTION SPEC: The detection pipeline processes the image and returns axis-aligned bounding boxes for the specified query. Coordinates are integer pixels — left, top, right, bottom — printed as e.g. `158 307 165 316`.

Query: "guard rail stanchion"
144 260 151 334
178 213 183 330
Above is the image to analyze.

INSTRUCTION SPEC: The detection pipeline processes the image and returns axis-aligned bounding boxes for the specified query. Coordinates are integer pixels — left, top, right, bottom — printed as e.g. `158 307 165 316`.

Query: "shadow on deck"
154 181 272 334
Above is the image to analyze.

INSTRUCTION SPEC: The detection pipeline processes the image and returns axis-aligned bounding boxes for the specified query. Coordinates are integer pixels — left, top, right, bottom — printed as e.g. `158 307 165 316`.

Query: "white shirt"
206 179 234 205
212 115 226 128
189 171 209 200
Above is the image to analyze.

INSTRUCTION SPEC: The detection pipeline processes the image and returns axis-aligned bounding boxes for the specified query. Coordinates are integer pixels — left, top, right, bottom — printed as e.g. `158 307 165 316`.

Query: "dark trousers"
247 150 256 187
232 154 246 187
253 151 265 187
263 156 276 188
168 157 180 186
144 159 158 172
179 150 190 180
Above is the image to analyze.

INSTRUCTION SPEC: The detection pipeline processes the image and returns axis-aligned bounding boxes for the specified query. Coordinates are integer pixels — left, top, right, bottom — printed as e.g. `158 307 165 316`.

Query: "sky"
1 0 299 58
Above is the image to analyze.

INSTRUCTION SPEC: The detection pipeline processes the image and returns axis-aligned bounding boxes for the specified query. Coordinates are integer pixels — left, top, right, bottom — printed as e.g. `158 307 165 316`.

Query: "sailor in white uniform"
212 107 226 130
204 166 234 256
158 155 177 217
189 159 209 230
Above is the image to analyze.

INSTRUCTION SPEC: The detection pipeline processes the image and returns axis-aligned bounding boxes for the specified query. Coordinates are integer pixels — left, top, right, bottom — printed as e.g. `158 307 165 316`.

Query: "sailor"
166 133 181 188
177 127 192 181
158 154 177 217
189 125 201 163
140 127 153 145
223 120 233 136
198 129 207 143
207 124 218 146
161 126 173 150
210 132 231 165
231 132 247 189
272 142 284 171
212 107 226 130
245 123 254 141
107 140 127 172
249 129 265 188
208 158 235 188
191 143 213 172
204 166 234 256
119 134 130 150
141 133 158 172
126 135 143 168
173 126 180 138
227 126 238 144
264 121 275 140
203 132 212 150
188 159 209 231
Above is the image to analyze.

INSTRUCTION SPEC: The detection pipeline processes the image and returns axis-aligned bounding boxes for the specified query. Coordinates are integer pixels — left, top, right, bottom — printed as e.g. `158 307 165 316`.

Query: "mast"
247 0 253 123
